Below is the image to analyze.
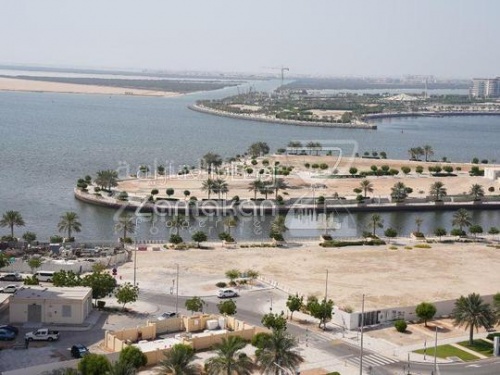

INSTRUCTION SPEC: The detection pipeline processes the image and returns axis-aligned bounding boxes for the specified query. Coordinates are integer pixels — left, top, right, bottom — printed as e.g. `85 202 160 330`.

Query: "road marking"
346 353 398 368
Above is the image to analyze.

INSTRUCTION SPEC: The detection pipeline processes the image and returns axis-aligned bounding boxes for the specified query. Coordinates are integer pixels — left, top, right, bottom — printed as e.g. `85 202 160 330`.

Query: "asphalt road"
139 288 500 375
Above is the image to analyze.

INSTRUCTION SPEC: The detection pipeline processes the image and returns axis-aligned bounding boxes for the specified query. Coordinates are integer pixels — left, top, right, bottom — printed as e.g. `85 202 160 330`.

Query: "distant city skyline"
1 0 499 79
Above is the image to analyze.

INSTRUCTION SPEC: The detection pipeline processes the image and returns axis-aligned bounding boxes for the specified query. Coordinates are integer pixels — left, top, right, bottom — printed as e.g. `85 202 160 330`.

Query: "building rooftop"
13 286 92 301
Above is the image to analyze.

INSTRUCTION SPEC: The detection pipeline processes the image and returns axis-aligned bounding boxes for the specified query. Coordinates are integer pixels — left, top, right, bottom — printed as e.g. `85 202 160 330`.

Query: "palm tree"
248 180 264 200
452 209 472 233
369 214 383 237
202 178 216 199
168 215 188 235
273 178 289 197
359 179 374 198
469 184 485 201
255 329 304 375
205 336 253 375
202 152 223 174
107 360 137 375
224 216 239 236
115 213 136 243
0 210 25 238
429 181 447 201
213 178 229 200
415 217 423 234
158 343 199 375
423 145 434 162
57 212 82 240
452 293 497 345
95 169 118 190
391 182 408 202
271 216 288 240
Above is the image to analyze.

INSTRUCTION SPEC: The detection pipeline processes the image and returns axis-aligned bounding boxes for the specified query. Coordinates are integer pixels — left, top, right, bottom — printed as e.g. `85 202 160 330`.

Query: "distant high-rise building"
471 78 500 98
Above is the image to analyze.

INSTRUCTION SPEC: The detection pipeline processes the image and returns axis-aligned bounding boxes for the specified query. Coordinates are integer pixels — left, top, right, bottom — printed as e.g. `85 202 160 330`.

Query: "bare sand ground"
118 155 499 200
118 241 500 312
0 77 179 97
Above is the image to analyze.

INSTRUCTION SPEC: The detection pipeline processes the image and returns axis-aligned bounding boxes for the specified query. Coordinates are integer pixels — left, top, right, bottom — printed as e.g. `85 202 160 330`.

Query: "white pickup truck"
25 328 60 341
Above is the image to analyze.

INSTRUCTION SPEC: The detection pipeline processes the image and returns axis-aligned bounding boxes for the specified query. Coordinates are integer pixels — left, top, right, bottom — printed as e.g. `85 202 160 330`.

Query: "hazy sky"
1 0 499 78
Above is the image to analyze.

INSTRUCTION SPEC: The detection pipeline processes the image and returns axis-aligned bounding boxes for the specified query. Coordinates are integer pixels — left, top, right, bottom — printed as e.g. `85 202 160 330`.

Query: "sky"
1 0 499 78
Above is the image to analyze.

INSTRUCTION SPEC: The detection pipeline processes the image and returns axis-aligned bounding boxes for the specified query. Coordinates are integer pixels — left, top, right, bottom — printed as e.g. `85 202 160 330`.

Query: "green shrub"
169 234 183 244
215 282 227 288
394 319 407 332
414 244 431 249
251 332 272 348
404 246 412 250
389 246 398 250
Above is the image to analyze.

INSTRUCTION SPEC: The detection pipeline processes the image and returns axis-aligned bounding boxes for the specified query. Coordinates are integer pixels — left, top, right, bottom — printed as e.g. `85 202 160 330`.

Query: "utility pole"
175 263 179 315
323 269 328 331
433 326 439 375
359 294 365 375
133 246 137 286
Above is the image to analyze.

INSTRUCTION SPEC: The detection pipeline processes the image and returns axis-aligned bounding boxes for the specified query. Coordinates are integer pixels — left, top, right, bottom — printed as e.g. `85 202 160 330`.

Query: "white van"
34 271 55 282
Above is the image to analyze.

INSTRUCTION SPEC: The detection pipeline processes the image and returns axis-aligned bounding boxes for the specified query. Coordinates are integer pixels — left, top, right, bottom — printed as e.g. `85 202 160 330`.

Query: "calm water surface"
1 82 499 241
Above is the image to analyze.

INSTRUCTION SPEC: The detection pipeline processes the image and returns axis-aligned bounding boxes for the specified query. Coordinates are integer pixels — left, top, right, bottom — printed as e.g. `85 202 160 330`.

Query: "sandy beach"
0 77 180 97
118 241 500 312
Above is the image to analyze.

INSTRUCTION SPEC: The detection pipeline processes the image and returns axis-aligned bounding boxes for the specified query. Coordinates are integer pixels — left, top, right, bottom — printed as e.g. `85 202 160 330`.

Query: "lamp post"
433 326 441 375
359 294 365 375
175 263 179 315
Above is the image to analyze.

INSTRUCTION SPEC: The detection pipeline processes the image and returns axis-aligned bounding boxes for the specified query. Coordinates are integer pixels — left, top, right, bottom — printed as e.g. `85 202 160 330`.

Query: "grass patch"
414 244 432 249
457 339 493 357
414 344 480 361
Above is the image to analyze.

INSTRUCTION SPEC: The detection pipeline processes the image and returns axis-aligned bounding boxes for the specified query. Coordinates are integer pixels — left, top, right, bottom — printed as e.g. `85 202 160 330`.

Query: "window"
62 305 72 318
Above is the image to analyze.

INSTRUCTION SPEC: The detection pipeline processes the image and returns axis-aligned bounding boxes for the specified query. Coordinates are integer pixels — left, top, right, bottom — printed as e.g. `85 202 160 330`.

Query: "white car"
217 288 238 298
0 285 18 294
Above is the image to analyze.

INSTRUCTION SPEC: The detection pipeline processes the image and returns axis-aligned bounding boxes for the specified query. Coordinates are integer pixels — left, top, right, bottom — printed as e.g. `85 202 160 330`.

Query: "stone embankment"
74 188 500 215
188 104 377 130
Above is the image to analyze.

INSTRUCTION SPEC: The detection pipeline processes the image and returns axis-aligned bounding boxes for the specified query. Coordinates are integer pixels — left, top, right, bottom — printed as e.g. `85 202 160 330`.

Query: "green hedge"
320 239 386 247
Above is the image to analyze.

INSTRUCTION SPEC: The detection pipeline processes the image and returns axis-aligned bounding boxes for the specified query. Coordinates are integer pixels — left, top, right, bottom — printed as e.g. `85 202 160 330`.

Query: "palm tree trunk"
10 224 14 237
469 325 474 345
68 228 72 239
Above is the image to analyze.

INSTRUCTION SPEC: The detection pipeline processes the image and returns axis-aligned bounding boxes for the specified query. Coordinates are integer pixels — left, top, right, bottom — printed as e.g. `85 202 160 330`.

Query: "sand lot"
118 241 500 312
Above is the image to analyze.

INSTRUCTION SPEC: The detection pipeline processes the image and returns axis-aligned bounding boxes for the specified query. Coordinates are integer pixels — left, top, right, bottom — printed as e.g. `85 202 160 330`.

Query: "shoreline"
363 110 500 121
0 76 181 97
188 103 378 130
74 188 500 215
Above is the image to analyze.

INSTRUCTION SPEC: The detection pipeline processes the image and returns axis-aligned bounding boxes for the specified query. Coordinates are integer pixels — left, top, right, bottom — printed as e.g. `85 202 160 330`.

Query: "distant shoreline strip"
188 104 377 130
363 111 500 120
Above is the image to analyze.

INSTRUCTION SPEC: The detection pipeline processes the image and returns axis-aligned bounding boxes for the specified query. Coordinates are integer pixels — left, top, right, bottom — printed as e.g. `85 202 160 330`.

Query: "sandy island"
0 77 180 97
117 155 499 202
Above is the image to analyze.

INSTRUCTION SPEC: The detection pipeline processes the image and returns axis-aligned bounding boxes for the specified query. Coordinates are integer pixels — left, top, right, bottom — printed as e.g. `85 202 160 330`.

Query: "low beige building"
9 286 92 325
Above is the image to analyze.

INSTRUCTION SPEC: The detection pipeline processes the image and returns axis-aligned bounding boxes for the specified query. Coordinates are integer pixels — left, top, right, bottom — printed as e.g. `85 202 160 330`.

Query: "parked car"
0 325 19 335
0 273 23 281
217 288 238 298
25 328 59 341
71 344 89 358
0 329 16 341
0 284 18 293
157 311 177 320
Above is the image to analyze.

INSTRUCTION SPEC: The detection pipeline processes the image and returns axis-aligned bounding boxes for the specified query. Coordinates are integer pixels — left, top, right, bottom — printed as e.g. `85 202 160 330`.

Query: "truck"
25 328 60 341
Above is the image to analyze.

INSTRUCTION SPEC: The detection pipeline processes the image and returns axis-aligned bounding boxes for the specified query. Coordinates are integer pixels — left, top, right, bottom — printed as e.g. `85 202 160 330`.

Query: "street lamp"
175 263 179 315
433 326 442 375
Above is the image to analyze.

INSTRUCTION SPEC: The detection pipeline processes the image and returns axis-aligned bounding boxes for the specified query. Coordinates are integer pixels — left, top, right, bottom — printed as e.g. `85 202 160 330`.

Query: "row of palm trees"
0 210 82 241
408 144 434 161
159 329 303 375
353 179 487 203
